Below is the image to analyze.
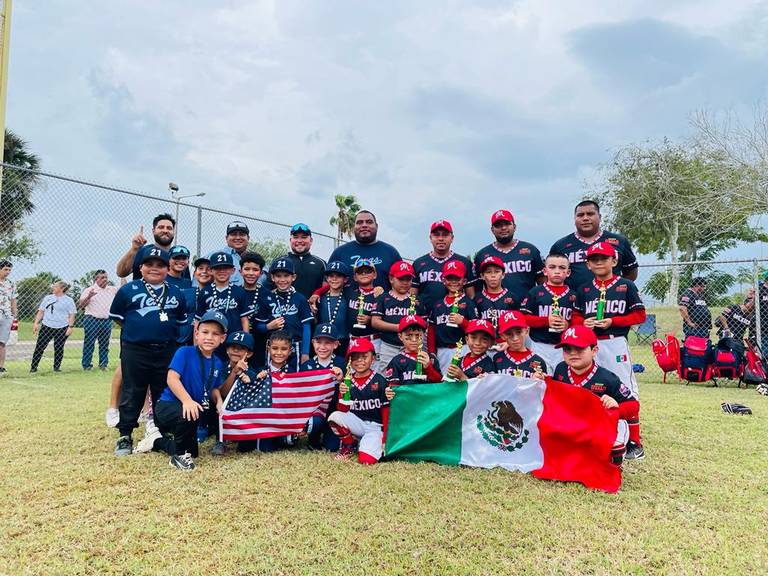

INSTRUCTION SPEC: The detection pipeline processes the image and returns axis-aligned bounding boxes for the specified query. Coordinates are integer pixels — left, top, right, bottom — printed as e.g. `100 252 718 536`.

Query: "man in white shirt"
0 259 17 373
79 270 119 370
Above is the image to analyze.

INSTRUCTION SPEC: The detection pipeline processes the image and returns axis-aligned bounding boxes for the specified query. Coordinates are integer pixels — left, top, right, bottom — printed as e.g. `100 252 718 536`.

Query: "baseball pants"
530 341 563 375
153 399 200 457
377 341 401 371
328 411 383 462
596 336 638 397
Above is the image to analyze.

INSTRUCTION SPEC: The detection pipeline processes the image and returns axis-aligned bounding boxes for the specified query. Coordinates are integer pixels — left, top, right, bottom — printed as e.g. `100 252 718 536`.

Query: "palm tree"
1 129 40 236
329 194 360 245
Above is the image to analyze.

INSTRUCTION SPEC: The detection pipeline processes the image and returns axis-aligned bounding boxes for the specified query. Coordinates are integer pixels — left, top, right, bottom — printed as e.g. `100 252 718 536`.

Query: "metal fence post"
196 205 203 259
754 259 762 349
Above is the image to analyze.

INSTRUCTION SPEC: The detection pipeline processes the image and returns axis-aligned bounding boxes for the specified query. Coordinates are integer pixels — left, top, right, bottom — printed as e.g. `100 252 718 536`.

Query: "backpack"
711 337 744 381
741 342 767 387
679 336 713 383
652 334 680 383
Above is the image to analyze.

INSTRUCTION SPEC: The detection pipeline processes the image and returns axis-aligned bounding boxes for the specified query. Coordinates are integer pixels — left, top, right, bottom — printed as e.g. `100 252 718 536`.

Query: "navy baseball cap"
225 330 254 351
313 323 339 340
169 245 190 259
193 255 210 267
227 221 250 235
140 247 169 266
209 251 235 268
325 261 350 277
290 223 312 236
198 310 228 332
270 257 295 274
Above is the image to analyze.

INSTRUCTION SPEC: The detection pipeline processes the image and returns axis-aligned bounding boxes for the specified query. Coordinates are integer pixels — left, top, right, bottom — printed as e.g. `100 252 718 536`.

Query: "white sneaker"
144 416 159 437
105 407 119 428
134 428 162 453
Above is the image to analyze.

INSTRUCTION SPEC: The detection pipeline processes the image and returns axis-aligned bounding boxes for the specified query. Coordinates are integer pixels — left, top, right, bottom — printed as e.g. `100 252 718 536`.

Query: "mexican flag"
384 374 622 493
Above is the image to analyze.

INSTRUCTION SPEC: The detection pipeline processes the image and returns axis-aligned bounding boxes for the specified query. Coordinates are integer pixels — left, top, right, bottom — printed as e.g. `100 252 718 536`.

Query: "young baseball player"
446 319 496 381
109 247 188 457
572 242 646 397
428 260 477 376
328 338 393 464
520 253 576 374
492 311 547 380
254 258 314 372
239 251 267 367
317 261 351 356
383 315 442 385
344 259 380 356
551 325 643 461
473 255 516 338
167 246 192 289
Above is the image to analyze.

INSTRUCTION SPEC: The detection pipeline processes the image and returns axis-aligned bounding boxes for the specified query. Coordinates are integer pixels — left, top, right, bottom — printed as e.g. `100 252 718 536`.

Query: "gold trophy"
408 293 417 315
446 290 461 328
595 282 607 321
413 331 427 381
548 293 562 333
353 292 367 330
444 341 463 382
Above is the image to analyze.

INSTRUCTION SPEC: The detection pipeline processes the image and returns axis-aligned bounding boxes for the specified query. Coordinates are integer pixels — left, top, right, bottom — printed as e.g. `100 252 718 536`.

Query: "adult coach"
472 209 544 306
116 213 177 280
265 223 326 298
210 221 250 286
550 200 638 289
79 270 118 370
679 277 712 339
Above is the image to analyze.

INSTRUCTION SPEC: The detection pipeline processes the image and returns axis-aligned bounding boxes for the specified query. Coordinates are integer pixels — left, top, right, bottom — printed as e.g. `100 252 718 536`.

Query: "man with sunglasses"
265 223 326 299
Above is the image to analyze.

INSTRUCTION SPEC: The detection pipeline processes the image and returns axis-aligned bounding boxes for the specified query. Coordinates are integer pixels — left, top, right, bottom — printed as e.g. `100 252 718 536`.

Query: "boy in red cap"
572 242 646 397
473 255 516 337
492 311 547 380
383 315 442 385
551 325 643 461
372 260 426 369
520 253 577 374
446 319 496 380
328 338 394 464
344 259 382 358
427 259 477 376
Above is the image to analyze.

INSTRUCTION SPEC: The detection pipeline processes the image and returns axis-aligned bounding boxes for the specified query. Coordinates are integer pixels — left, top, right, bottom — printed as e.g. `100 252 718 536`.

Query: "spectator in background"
30 281 76 373
79 270 119 370
679 277 712 339
0 259 17 373
210 221 251 286
715 292 754 341
265 223 326 299
115 214 178 280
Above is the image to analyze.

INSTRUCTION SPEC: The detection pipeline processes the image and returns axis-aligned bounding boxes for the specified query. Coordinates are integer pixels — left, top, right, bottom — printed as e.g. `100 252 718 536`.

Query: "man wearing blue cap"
167 245 192 289
265 223 326 299
109 247 188 457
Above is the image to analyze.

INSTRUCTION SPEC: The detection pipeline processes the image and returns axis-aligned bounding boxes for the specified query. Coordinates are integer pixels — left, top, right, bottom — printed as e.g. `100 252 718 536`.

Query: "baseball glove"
721 402 752 415
756 384 768 396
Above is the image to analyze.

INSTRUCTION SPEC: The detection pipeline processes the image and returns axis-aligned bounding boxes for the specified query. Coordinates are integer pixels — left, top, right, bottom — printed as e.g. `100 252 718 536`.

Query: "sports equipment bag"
679 336 713 383
711 337 744 380
652 334 680 383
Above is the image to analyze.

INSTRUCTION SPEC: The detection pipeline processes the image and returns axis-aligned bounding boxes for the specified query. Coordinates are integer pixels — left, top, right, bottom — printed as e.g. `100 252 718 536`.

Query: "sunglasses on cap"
290 223 311 235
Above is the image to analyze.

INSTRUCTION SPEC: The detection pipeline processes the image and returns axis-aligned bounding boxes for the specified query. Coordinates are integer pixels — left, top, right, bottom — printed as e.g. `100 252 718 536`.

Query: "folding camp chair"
634 313 657 344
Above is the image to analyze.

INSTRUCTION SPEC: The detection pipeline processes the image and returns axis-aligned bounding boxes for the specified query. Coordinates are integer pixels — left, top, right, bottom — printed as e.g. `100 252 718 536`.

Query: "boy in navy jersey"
492 311 547 380
109 247 187 457
255 258 314 372
344 259 381 357
572 242 646 396
474 255 516 333
428 260 477 376
520 253 576 374
317 261 351 355
384 315 442 385
240 252 267 367
446 319 496 381
177 255 211 346
551 326 643 461
136 310 229 470
328 338 394 464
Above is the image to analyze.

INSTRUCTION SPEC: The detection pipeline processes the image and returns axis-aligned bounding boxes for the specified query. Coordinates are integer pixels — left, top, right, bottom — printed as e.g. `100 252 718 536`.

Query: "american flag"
220 369 337 441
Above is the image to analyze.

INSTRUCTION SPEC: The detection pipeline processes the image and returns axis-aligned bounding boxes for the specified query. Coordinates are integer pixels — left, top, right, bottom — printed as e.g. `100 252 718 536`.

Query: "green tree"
1 129 42 261
247 238 289 267
329 194 360 244
16 271 60 320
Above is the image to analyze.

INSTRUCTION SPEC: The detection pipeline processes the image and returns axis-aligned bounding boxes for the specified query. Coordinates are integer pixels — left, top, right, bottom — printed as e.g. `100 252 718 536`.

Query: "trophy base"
446 322 458 328
412 374 427 381
353 324 367 330
548 328 564 333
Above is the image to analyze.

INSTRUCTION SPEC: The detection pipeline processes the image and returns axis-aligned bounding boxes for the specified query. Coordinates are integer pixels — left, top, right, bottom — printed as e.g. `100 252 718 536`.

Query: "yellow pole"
0 0 12 204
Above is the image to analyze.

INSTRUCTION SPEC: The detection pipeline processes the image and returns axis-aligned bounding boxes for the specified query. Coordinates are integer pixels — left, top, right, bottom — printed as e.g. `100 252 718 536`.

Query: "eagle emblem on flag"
476 400 530 452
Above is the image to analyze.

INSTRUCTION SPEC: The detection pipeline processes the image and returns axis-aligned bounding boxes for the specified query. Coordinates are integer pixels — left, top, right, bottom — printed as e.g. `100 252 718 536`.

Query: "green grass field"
1 363 767 576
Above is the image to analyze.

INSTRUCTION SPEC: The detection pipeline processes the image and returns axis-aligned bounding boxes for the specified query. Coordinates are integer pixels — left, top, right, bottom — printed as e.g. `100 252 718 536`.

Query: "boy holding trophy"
383 315 442 385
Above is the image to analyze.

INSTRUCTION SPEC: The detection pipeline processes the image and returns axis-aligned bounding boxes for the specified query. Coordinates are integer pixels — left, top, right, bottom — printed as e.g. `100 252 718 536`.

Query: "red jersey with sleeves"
492 349 547 378
473 288 517 331
519 284 577 345
347 372 390 424
573 276 645 338
471 240 544 303
551 361 635 403
383 351 442 385
372 292 426 347
429 292 477 348
460 353 496 378
345 286 378 338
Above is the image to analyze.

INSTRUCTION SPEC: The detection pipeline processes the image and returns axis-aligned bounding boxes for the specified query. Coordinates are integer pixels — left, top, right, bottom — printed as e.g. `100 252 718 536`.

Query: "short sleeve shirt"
38 295 76 328
160 346 225 403
0 279 16 319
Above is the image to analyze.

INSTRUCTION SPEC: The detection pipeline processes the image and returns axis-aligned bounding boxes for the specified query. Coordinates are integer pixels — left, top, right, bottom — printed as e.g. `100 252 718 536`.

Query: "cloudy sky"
8 0 768 266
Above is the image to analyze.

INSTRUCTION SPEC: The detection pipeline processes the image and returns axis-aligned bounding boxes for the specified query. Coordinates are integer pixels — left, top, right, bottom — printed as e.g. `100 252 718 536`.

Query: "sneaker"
53 368 62 373
114 436 133 457
144 417 159 437
29 368 37 373
0 367 6 373
335 444 356 461
105 407 119 428
625 442 645 461
211 441 226 456
134 429 162 453
83 366 93 371
169 452 196 471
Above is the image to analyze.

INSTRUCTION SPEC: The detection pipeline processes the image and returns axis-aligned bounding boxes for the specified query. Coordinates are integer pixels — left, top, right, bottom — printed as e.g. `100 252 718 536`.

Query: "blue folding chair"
634 313 657 344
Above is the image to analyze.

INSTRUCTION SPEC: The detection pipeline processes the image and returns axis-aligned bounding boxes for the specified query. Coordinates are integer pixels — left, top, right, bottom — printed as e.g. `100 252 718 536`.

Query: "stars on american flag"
227 376 273 411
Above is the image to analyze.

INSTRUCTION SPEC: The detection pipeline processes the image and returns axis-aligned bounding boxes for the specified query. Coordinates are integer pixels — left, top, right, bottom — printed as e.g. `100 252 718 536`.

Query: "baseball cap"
290 223 312 236
479 255 504 273
430 220 454 233
139 247 169 266
226 221 250 235
555 325 598 349
498 310 528 334
491 209 515 226
441 259 467 279
585 242 616 259
225 330 254 351
398 314 427 332
313 323 340 340
353 258 376 272
209 251 235 268
270 257 295 274
169 245 190 259
389 260 415 279
465 319 496 339
325 261 350 277
346 337 376 358
198 310 228 333
193 255 210 267
691 276 708 287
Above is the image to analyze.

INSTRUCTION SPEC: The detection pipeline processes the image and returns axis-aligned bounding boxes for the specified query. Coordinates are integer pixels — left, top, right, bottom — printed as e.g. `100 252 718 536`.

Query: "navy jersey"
109 280 187 344
460 353 496 378
131 244 191 281
345 286 378 338
383 351 441 385
552 362 635 403
166 275 192 290
492 350 547 378
347 372 390 424
160 346 225 404
472 241 544 303
574 277 645 338
473 288 517 330
679 288 712 329
328 240 402 291
318 292 349 340
196 283 252 334
256 288 313 342
429 293 477 348
520 284 577 345
715 304 751 340
412 252 475 310
550 231 638 290
301 355 345 372
372 292 426 346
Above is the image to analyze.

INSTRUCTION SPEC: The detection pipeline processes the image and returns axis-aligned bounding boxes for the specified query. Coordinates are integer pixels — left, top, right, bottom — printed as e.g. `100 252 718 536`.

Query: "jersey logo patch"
607 238 619 245
519 247 530 255
616 285 628 292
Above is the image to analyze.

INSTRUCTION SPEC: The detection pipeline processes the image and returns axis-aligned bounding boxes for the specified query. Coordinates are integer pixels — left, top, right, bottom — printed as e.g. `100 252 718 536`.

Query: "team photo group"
102 199 648 477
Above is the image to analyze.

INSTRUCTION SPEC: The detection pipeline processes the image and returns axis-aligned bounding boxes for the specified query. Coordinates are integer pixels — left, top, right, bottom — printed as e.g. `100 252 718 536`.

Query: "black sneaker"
625 442 645 461
83 366 93 371
0 367 7 373
169 452 196 471
114 436 133 457
29 368 37 373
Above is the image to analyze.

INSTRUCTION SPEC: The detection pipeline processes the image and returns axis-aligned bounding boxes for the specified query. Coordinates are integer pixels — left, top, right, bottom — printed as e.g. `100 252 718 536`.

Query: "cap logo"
215 253 228 263
149 248 162 257
320 325 332 335
594 242 603 250
232 332 245 341
564 328 577 339
447 262 457 270
495 210 506 218
405 314 418 322
400 263 409 271
477 320 489 327
504 311 518 321
275 260 286 269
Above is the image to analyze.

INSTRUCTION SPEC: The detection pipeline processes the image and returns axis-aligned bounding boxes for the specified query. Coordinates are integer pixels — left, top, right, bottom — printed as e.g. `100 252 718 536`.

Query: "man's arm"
116 226 147 278
679 306 694 327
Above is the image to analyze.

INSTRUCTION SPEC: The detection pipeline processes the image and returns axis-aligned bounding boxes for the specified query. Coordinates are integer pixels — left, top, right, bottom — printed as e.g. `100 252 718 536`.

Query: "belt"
355 333 380 341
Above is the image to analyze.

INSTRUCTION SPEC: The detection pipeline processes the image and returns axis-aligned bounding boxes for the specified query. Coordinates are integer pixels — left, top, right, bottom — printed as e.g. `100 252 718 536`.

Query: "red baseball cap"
389 260 415 279
465 319 496 339
491 209 515 225
346 337 376 357
441 259 467 278
585 242 616 259
555 325 598 349
479 255 504 272
430 220 454 233
398 314 427 332
498 310 528 334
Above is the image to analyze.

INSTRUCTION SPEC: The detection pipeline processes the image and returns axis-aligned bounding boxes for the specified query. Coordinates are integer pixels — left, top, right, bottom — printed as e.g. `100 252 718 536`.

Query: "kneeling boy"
447 319 496 381
384 315 442 385
492 311 547 379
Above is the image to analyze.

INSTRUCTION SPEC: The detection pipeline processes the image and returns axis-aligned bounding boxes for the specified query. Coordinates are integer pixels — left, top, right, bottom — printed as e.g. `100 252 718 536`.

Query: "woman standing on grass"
30 281 76 373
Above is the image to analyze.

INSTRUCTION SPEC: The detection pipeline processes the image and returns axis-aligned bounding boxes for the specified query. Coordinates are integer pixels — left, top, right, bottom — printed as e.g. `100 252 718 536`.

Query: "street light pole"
168 182 205 246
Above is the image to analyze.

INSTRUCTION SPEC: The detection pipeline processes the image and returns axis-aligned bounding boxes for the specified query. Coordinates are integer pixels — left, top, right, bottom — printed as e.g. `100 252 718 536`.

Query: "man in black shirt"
267 223 326 299
679 277 712 339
